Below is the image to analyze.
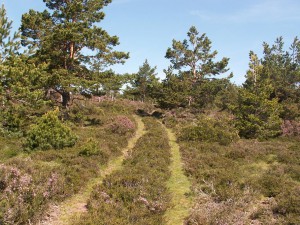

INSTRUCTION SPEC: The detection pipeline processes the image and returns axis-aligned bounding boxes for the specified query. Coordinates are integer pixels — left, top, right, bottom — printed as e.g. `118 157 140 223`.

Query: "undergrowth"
73 117 172 225
180 137 300 224
0 100 138 224
163 109 299 224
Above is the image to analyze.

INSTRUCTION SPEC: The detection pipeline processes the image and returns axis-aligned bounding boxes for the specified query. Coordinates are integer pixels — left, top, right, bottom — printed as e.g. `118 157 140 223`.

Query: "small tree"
26 108 77 150
261 37 300 119
234 51 283 139
129 59 159 102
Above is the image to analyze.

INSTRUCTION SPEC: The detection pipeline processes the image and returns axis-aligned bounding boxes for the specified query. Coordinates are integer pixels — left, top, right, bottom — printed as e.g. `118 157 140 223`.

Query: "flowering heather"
0 163 63 224
108 116 135 135
0 164 34 223
281 120 300 136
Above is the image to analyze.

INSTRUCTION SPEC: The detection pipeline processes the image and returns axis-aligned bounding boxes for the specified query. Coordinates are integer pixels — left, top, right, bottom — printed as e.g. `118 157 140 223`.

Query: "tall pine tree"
161 26 232 108
21 0 129 108
165 26 229 81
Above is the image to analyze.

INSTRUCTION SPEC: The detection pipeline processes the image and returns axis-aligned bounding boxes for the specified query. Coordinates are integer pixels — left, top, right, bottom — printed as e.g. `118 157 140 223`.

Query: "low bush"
78 138 109 164
275 185 300 224
281 120 300 136
26 108 77 150
106 115 135 135
179 115 239 145
0 161 65 224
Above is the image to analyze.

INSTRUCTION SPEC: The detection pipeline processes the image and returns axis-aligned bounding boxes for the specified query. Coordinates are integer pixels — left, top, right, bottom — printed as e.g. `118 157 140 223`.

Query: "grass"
0 136 23 160
40 115 146 225
163 126 193 225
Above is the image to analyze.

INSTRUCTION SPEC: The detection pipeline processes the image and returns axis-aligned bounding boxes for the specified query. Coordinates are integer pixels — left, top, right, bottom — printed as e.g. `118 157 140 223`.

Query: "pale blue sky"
3 0 300 84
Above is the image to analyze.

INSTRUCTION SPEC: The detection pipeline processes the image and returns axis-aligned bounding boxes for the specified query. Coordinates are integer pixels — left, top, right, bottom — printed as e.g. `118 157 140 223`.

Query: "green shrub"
234 89 283 139
179 115 239 145
257 169 284 197
78 138 108 163
26 108 77 150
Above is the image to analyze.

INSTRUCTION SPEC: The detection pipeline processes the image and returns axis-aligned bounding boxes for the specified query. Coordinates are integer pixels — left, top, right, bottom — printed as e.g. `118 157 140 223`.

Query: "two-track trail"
38 115 146 225
163 125 193 225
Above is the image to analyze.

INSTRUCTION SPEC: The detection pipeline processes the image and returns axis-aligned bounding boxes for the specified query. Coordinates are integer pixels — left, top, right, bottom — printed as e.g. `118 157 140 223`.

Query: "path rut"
163 125 193 225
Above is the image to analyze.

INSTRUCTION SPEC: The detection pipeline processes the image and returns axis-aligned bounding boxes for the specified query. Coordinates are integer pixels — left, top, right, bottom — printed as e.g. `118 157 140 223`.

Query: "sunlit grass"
164 127 193 225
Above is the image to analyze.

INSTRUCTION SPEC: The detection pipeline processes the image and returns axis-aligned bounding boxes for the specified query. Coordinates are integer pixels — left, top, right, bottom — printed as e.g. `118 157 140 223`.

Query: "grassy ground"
163 126 193 225
162 110 300 224
1 101 299 225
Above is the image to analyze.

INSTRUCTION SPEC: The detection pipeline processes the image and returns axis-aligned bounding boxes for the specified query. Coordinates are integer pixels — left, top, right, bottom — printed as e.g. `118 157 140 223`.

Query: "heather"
73 117 172 225
0 1 299 225
0 101 138 224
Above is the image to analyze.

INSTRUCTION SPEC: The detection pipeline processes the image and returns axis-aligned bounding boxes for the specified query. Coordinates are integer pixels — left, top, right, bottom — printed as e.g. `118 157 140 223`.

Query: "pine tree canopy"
20 0 129 107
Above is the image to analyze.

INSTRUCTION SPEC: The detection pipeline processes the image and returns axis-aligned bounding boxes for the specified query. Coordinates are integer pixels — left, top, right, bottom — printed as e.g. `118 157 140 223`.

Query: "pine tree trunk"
62 91 71 108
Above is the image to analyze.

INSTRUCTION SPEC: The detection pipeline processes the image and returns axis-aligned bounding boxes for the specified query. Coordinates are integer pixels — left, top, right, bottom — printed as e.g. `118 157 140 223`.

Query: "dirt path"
163 125 193 225
38 115 145 225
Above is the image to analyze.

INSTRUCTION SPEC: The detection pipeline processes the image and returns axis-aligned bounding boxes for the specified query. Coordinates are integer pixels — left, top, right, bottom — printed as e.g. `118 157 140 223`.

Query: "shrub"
26 108 77 150
179 115 239 145
0 162 65 224
281 120 300 136
78 138 108 163
107 116 135 135
234 89 283 139
275 186 300 221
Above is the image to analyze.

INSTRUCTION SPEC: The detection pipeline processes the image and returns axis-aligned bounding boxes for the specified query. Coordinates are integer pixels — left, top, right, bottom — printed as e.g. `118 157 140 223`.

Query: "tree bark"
61 91 71 109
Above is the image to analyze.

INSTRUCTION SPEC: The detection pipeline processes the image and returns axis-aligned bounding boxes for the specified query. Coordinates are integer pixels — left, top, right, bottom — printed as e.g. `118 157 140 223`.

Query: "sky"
3 0 300 84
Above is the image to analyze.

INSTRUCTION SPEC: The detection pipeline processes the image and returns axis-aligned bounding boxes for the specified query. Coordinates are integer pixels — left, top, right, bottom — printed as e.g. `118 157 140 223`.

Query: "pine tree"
234 51 283 139
0 4 48 132
261 37 300 119
158 67 193 109
92 70 127 100
165 26 229 81
128 60 159 102
243 38 300 120
162 26 232 108
20 0 129 108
